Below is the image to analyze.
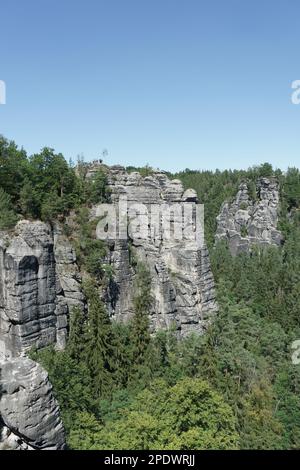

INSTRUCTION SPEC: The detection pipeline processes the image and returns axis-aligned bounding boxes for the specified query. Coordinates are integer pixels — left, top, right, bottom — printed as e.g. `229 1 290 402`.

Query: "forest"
1 135 300 449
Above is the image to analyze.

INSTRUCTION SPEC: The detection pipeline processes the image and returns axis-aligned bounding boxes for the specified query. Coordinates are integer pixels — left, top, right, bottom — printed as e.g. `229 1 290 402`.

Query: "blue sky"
0 0 300 172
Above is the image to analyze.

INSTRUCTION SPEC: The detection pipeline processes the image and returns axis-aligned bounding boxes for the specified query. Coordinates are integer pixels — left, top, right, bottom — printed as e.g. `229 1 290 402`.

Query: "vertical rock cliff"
92 166 218 335
0 221 68 358
0 221 73 450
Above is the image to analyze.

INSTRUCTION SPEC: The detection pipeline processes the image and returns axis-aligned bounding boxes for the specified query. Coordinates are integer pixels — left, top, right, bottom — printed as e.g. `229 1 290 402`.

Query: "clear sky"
1 0 300 172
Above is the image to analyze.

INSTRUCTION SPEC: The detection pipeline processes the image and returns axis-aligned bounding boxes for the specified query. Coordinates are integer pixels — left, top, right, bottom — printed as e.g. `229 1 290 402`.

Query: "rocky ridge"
215 177 283 255
92 165 218 335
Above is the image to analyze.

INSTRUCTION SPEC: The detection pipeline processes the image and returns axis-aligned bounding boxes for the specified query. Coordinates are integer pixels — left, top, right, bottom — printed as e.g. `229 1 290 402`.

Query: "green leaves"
0 137 111 224
92 378 238 450
0 136 28 204
0 188 18 229
130 263 152 371
27 148 80 221
82 280 116 398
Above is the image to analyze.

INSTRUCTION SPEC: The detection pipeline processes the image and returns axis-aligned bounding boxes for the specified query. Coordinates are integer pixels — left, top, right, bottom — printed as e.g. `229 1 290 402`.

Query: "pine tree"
68 306 85 361
0 188 18 229
83 280 115 398
130 263 152 371
19 178 40 218
111 321 132 388
89 169 110 204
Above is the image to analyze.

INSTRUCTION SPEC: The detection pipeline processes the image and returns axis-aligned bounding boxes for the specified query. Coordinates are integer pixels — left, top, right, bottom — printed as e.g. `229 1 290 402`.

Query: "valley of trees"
1 135 300 449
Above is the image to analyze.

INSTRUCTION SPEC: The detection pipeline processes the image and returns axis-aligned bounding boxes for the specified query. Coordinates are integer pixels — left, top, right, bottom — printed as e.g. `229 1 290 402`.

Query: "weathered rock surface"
92 166 218 335
53 223 86 350
0 357 66 450
0 220 74 359
0 221 76 450
215 177 283 255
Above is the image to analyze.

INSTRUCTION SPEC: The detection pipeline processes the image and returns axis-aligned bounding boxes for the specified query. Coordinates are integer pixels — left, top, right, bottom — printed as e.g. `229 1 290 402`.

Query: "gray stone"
0 357 66 450
92 166 218 335
215 177 284 255
0 221 75 451
0 221 59 358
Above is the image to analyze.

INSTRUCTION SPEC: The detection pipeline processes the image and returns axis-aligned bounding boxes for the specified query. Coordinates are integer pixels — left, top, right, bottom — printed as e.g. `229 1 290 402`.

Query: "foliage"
240 225 248 237
0 136 110 224
82 280 116 398
0 136 28 204
90 378 238 450
29 346 96 433
71 207 107 278
126 164 154 177
0 188 18 229
88 169 111 204
130 263 152 373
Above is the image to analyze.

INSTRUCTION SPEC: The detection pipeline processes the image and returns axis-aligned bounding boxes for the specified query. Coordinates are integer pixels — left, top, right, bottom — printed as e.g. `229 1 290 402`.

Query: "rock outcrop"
0 221 69 358
215 177 283 255
92 166 218 335
0 221 75 450
0 357 65 450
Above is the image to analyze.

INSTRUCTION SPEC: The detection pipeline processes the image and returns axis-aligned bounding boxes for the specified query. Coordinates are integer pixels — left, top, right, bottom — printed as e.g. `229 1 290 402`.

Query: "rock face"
0 220 69 358
215 177 283 255
0 220 76 450
92 166 218 335
0 357 66 450
53 223 86 350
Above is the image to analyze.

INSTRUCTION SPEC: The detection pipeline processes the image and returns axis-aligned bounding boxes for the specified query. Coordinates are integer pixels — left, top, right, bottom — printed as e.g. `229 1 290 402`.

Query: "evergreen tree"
19 178 40 218
89 169 110 204
83 280 115 398
130 263 152 372
40 190 64 221
0 188 18 229
0 136 28 203
68 306 85 361
90 378 239 450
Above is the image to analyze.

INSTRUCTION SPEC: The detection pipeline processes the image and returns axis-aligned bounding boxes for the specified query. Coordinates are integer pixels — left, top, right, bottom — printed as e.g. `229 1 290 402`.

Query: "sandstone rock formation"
0 357 65 450
0 221 68 358
92 166 218 335
215 177 283 255
0 221 75 450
